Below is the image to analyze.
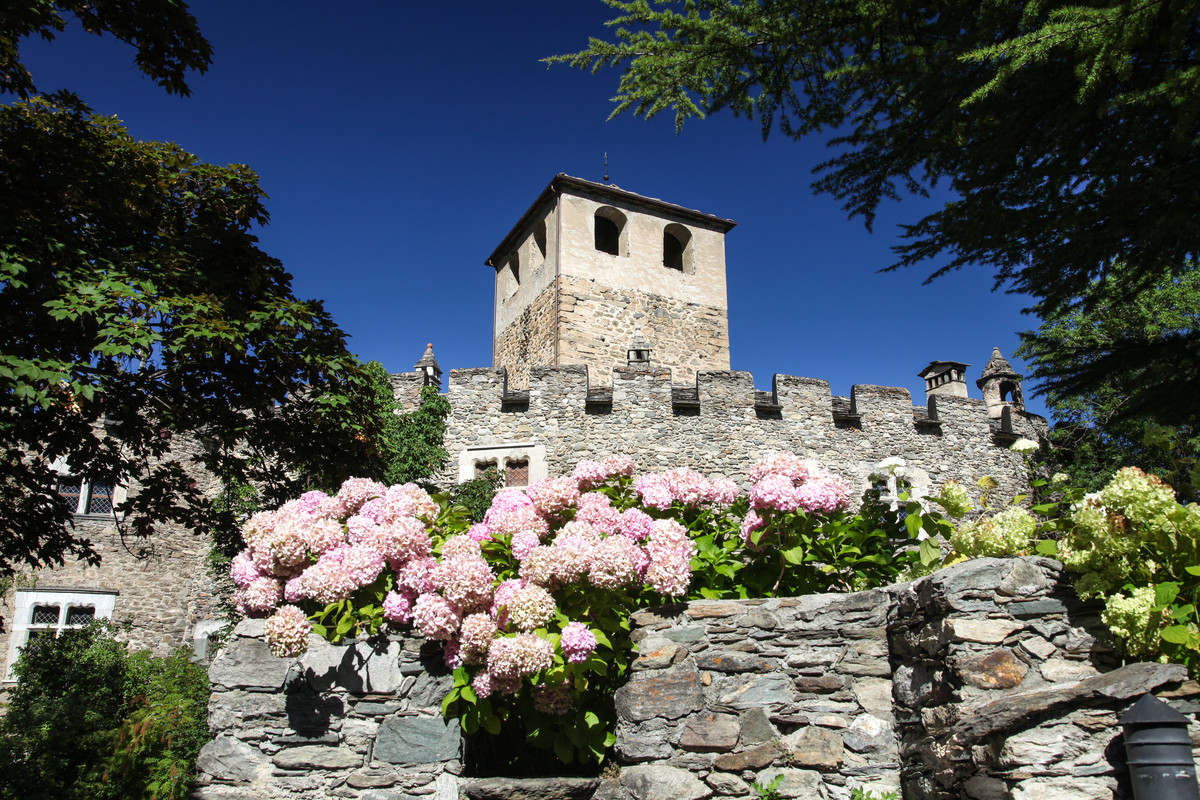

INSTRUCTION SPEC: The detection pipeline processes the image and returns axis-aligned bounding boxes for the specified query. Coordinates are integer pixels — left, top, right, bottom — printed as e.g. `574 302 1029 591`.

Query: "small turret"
627 330 652 367
414 343 442 390
918 360 970 400
976 347 1025 419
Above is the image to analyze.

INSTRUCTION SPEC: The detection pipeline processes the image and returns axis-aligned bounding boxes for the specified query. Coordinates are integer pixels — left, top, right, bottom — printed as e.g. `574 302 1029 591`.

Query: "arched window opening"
534 219 547 261
662 223 692 272
999 380 1016 403
594 207 626 256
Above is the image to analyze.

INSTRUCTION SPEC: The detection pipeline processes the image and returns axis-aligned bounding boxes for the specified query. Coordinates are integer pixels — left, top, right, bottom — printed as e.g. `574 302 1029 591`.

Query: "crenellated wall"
404 364 1047 501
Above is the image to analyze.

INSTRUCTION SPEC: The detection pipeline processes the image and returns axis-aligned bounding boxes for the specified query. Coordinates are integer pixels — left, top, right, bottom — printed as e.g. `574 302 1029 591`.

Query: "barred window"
505 460 529 487
56 476 115 515
5 591 116 681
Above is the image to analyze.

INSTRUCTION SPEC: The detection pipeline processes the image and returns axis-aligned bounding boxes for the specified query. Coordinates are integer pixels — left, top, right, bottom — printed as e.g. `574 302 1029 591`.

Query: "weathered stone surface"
716 674 794 710
1010 776 1115 800
934 558 1011 596
634 638 686 670
842 714 895 754
852 677 894 719
963 775 1010 800
662 626 705 646
947 618 1022 644
615 719 674 761
705 771 748 795
785 726 843 769
998 559 1051 597
1039 658 1100 683
739 707 775 745
1017 636 1057 662
738 609 779 630
195 735 269 784
374 716 462 765
678 713 740 751
695 650 774 673
463 777 600 799
794 674 844 693
893 662 939 708
619 765 712 800
297 638 404 694
1000 724 1084 767
959 649 1028 689
271 745 363 770
208 636 293 689
712 741 782 771
347 766 400 788
408 669 455 710
753 768 823 799
616 668 704 721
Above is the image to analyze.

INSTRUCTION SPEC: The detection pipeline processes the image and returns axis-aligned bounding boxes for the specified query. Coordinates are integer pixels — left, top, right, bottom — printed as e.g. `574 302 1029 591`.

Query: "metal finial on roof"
603 153 609 184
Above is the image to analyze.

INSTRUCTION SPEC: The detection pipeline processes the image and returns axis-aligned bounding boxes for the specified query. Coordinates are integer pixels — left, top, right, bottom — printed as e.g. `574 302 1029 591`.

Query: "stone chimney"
918 360 970 400
414 343 442 390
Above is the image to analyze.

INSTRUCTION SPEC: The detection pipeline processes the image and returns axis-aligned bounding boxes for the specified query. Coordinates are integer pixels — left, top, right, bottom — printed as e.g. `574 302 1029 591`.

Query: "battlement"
403 364 1042 439
398 363 1046 499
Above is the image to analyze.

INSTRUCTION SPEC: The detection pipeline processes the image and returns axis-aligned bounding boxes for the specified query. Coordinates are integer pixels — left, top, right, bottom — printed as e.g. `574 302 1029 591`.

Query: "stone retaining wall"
195 558 1200 800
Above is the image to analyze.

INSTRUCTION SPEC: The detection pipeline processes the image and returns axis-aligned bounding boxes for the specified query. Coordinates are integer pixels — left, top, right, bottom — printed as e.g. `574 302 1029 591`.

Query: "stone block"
958 649 1028 689
462 777 600 799
195 734 270 784
208 636 293 690
271 745 364 770
615 667 704 721
618 764 712 800
947 618 1022 644
712 741 782 771
739 707 776 745
785 726 843 769
842 714 896 755
716 673 794 711
695 650 774 673
678 713 740 751
752 768 823 799
374 716 462 765
297 638 404 694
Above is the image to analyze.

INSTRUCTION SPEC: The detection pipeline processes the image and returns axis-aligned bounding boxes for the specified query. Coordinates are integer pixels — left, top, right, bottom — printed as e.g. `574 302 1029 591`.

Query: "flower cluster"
634 467 738 510
934 480 972 518
950 506 1037 558
230 477 439 657
743 451 852 527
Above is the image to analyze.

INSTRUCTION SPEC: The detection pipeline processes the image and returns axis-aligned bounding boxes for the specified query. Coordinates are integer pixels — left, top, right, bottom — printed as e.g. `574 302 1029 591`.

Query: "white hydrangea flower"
1010 438 1039 455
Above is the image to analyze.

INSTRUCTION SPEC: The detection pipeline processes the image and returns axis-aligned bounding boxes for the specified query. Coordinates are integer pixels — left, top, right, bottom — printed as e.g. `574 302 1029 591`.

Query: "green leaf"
1155 582 1181 608
1035 539 1059 557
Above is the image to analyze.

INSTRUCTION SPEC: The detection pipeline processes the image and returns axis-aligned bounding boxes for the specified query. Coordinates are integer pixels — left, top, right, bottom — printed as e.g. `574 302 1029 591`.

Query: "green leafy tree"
0 93 388 575
1016 270 1200 495
0 622 210 800
553 1 1200 411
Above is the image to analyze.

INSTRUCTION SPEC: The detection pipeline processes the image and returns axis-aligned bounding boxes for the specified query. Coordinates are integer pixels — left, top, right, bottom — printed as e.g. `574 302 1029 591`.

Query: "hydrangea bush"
230 452 936 767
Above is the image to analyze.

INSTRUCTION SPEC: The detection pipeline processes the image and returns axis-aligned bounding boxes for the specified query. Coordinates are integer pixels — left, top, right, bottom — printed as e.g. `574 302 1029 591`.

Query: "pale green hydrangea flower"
950 506 1037 558
934 480 972 518
1010 438 1039 455
1052 472 1070 484
1101 586 1163 660
1099 467 1177 525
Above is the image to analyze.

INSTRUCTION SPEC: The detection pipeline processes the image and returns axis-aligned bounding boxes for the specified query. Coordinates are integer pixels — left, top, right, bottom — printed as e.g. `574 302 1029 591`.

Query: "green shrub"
0 622 210 800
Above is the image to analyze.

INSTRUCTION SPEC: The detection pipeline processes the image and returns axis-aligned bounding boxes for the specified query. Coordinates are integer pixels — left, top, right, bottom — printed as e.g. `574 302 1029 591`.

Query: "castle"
0 174 1045 681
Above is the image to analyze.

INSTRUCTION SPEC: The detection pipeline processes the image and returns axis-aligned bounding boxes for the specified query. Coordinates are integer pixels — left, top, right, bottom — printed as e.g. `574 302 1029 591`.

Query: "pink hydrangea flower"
459 613 498 664
263 605 312 658
708 478 740 507
510 530 541 561
506 584 557 631
395 556 437 595
294 490 329 515
795 475 852 514
532 683 573 715
560 622 597 663
663 467 712 507
749 474 802 512
526 477 580 517
334 477 387 516
587 535 644 589
235 576 283 617
644 519 696 597
740 509 765 545
575 493 621 534
572 460 608 490
618 508 656 542
413 593 461 640
487 632 554 679
383 590 415 624
467 523 493 542
230 552 261 588
601 454 636 478
634 473 673 509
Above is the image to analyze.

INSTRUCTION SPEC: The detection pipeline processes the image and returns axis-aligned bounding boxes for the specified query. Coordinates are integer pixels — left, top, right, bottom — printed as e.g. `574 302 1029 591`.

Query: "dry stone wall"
493 282 557 390
433 365 1044 503
196 557 1200 800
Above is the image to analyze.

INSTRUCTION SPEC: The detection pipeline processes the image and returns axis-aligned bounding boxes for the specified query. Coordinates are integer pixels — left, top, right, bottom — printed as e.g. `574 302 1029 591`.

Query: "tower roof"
979 347 1019 379
918 360 970 380
485 174 737 268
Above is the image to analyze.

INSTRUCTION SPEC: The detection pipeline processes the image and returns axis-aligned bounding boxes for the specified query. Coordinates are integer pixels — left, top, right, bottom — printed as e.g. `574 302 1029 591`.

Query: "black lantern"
1120 692 1200 800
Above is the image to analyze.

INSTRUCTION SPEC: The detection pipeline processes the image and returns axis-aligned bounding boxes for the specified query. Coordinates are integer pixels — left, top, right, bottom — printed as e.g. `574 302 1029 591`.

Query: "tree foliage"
0 93 389 575
1016 270 1200 494
0 622 210 800
0 0 211 98
552 0 1200 313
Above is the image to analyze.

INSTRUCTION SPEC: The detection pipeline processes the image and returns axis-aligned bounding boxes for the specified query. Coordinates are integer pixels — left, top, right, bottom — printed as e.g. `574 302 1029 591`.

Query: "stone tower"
485 174 736 388
977 347 1026 419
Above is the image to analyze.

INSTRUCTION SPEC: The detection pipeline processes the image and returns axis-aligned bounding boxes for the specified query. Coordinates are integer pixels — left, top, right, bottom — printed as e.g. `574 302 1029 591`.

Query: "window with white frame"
4 589 117 680
458 443 547 486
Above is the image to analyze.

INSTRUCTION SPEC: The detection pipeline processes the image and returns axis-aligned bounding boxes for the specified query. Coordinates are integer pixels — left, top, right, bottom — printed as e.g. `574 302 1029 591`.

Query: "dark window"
56 476 82 511
505 460 529 487
475 461 497 479
87 482 114 514
534 219 547 260
663 231 684 270
66 606 95 625
595 216 620 255
31 605 59 625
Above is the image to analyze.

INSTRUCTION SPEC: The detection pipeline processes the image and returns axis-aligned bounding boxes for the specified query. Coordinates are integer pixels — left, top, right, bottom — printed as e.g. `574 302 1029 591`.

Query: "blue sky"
21 2 1048 418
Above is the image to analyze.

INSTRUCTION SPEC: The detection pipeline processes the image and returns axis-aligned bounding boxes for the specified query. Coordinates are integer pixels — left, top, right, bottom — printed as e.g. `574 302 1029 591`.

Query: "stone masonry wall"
493 281 557 390
196 557 1200 800
433 365 1045 504
0 434 224 678
556 275 730 388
